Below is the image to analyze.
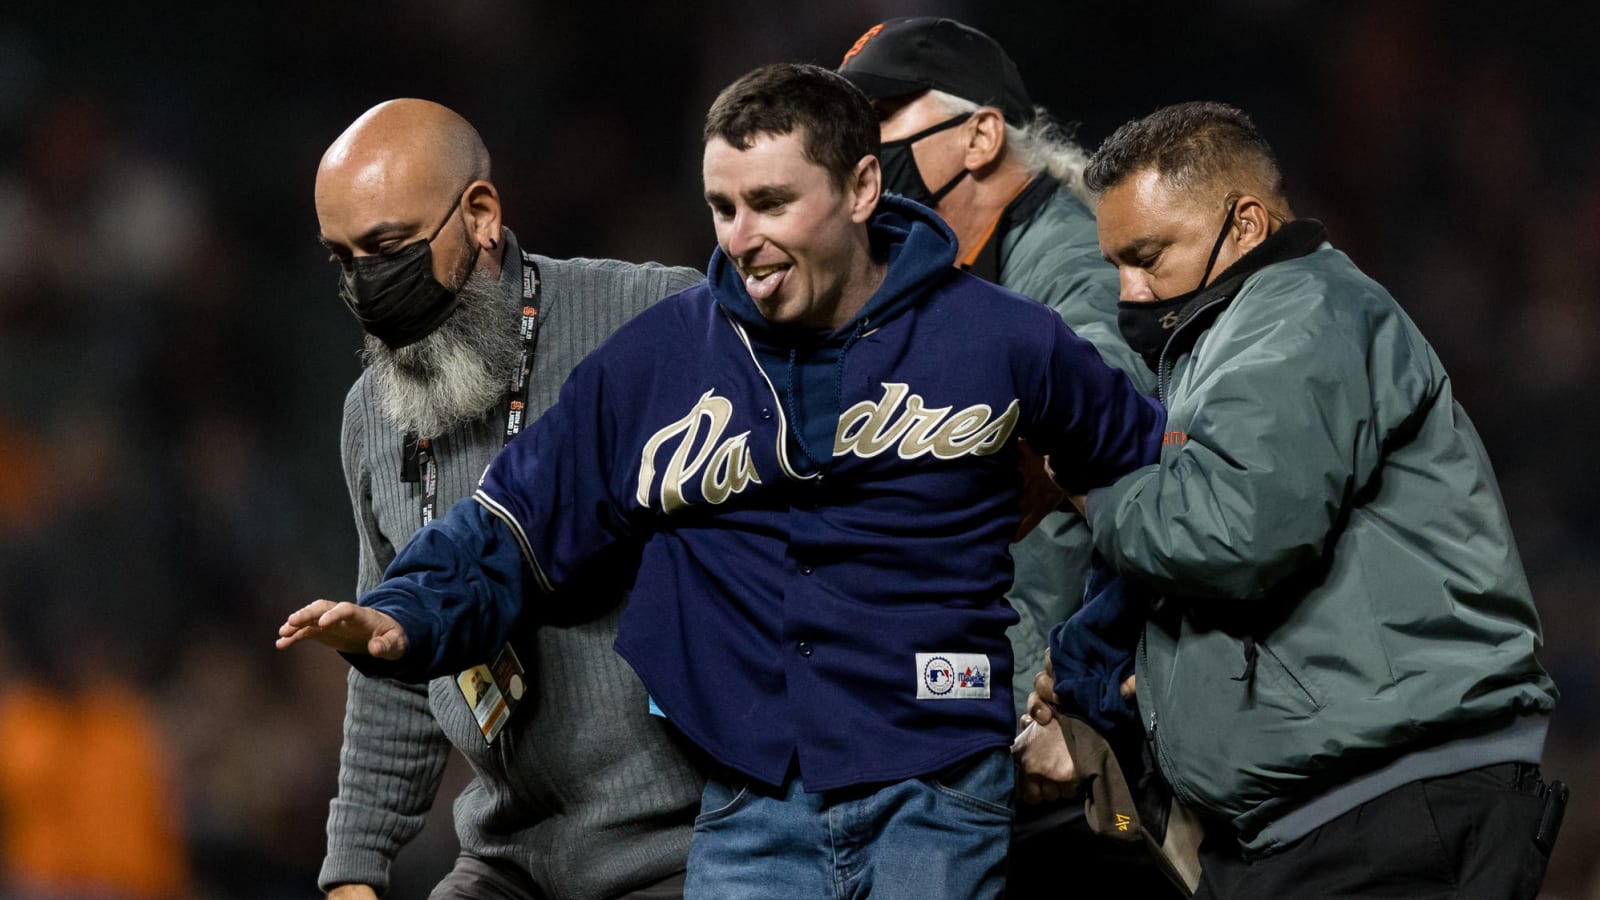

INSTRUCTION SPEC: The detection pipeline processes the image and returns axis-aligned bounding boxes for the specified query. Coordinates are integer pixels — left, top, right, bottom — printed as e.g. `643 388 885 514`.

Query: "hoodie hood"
707 194 958 343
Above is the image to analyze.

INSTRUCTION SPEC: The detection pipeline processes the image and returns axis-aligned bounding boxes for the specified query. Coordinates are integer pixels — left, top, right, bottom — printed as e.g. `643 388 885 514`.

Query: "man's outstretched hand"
275 600 408 660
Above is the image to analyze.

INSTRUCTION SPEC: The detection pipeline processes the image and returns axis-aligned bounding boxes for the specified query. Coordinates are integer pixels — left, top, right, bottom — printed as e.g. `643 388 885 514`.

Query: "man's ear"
850 154 881 224
1231 194 1272 254
462 180 503 251
962 107 1008 172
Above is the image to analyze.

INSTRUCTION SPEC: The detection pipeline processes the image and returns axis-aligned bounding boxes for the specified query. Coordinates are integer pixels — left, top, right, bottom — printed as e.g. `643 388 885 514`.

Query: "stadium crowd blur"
0 2 1594 897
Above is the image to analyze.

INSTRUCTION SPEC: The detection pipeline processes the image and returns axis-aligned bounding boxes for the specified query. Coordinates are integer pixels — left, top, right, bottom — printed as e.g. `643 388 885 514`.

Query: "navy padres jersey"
357 200 1166 791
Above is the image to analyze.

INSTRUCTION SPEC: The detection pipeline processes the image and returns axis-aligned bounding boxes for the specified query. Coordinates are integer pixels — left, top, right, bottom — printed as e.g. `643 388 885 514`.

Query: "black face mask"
879 112 973 208
338 190 476 349
1117 201 1238 371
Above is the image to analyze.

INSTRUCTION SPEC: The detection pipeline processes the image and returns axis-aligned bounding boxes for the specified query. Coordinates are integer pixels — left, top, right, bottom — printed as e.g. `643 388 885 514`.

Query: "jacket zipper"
1147 293 1237 817
1156 293 1234 402
1149 710 1206 811
1142 630 1206 812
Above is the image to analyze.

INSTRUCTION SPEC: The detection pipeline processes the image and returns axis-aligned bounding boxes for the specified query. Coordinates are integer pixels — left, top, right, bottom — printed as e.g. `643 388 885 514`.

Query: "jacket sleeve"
1046 560 1142 737
472 342 641 594
1026 311 1167 493
321 383 452 891
349 497 529 682
1086 271 1418 600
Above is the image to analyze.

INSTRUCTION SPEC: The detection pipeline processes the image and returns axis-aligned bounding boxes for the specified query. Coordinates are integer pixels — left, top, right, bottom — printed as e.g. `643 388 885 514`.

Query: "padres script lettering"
637 383 1020 514
836 382 1019 460
637 389 762 514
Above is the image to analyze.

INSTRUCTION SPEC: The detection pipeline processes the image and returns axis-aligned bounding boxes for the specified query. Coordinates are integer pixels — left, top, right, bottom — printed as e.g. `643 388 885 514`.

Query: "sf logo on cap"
841 23 883 64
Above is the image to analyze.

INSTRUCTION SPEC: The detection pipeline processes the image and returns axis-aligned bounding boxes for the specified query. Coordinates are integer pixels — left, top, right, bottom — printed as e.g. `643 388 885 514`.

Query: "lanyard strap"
409 253 543 527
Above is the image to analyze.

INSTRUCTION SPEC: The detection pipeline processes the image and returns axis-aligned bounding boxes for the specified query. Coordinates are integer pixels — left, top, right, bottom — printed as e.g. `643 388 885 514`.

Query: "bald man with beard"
311 99 704 900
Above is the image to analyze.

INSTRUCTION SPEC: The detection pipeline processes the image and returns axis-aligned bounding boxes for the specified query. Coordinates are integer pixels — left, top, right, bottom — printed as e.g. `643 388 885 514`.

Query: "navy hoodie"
352 196 1166 791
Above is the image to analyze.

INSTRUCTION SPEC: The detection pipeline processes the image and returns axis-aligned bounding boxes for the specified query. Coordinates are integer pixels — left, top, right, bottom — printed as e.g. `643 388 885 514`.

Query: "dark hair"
1084 101 1285 200
704 63 880 190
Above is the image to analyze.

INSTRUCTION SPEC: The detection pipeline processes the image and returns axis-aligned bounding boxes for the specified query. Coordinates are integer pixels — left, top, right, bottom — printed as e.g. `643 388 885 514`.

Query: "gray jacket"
319 231 705 898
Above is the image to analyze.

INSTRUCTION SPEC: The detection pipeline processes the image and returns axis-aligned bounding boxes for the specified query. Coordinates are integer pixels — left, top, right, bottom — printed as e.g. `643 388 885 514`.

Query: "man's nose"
1119 268 1155 303
725 210 762 260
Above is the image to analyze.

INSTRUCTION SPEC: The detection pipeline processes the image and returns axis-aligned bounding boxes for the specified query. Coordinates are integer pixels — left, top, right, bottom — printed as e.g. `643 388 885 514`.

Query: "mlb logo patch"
916 653 991 700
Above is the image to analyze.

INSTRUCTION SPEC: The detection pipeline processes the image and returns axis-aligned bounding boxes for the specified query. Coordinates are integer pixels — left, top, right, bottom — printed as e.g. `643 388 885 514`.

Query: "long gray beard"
362 266 522 438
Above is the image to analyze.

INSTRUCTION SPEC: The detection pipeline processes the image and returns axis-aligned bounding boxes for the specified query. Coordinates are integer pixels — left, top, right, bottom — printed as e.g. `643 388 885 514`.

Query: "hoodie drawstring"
834 318 867 410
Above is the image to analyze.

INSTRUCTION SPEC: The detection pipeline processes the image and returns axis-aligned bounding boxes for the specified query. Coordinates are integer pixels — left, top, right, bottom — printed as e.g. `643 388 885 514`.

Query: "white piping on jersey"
722 310 822 483
472 490 555 594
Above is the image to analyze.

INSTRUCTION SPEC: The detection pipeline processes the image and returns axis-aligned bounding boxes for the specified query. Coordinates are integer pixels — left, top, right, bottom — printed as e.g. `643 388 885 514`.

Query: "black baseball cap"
838 18 1033 126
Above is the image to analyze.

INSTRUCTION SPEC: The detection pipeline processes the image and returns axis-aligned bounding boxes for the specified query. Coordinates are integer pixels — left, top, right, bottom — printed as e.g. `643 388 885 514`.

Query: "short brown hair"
704 63 880 191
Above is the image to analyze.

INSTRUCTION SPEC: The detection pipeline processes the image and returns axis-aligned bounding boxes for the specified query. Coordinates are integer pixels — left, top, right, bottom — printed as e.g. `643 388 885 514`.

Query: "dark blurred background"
0 1 1594 897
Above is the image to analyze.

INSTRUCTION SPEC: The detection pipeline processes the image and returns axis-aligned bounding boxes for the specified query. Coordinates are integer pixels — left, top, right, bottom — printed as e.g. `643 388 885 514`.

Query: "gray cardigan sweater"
319 230 705 898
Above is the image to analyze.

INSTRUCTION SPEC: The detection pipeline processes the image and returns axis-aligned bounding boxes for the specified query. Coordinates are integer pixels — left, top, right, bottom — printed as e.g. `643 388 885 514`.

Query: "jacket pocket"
921 748 1015 820
1254 639 1326 713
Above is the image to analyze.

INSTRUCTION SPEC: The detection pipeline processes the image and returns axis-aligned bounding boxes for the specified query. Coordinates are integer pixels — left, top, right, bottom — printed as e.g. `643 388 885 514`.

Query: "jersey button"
798 641 813 657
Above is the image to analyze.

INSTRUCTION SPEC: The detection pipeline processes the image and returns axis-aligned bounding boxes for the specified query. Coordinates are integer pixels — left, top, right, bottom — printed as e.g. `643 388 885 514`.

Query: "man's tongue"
744 266 788 301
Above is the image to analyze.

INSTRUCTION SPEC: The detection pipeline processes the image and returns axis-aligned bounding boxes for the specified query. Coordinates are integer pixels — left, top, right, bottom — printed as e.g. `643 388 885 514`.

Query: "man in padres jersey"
281 66 1166 898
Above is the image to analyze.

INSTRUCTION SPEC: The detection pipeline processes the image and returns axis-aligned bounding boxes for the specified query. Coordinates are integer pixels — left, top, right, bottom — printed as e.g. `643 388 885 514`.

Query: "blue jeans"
685 747 1014 899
